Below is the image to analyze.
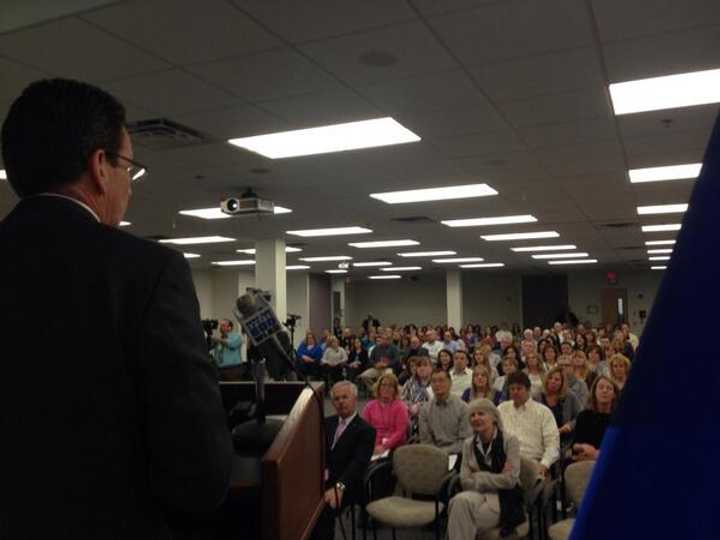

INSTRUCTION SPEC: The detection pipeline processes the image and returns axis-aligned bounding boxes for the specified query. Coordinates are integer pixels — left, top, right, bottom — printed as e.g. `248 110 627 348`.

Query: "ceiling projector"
220 189 275 216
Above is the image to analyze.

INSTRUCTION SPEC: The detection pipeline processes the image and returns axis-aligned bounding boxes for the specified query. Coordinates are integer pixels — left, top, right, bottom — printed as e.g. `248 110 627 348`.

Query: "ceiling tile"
256 91 382 128
499 89 612 128
176 103 288 139
429 128 526 158
83 0 281 65
535 140 626 177
623 129 712 166
616 104 720 140
0 0 115 34
396 103 510 138
0 17 170 82
518 117 618 149
0 57 48 103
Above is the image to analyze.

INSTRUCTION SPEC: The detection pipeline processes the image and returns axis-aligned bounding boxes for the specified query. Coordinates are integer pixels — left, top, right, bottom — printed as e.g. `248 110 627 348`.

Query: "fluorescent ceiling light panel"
628 163 702 183
511 245 577 252
609 68 720 115
647 249 673 254
370 183 498 204
398 251 456 257
441 215 537 227
119 221 131 227
183 253 201 259
353 261 392 267
649 256 671 261
637 204 688 215
482 231 560 241
380 266 422 272
160 236 235 245
645 240 676 246
548 259 598 265
287 226 372 237
651 266 667 270
236 247 302 254
369 275 402 280
287 265 310 270
0 169 6 180
228 117 420 159
299 256 353 262
532 252 589 260
348 239 419 248
211 260 256 266
179 206 292 219
460 263 505 268
433 257 485 263
642 224 681 232
325 269 348 274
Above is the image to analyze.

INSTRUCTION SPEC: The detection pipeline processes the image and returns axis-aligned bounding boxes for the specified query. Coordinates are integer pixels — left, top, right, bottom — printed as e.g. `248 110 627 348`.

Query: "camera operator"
212 319 245 381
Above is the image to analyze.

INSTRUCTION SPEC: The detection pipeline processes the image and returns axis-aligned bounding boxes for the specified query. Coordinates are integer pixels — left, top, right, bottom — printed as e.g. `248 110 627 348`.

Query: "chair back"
392 444 448 496
565 460 595 506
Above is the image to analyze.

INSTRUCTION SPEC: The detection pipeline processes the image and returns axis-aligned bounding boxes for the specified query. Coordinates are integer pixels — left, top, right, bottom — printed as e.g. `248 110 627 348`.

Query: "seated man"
419 369 471 455
358 334 398 392
311 381 375 540
498 372 560 478
450 350 472 398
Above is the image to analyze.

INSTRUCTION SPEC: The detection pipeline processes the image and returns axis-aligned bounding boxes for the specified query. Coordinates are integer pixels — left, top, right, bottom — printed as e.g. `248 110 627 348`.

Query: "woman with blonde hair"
573 350 597 391
461 365 496 403
608 353 630 391
472 345 498 382
523 351 546 400
572 375 620 461
362 372 409 456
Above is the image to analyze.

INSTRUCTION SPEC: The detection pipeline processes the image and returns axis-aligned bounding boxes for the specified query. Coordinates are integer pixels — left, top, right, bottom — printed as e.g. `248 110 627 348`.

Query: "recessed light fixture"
183 253 201 259
637 204 688 215
236 247 302 254
160 236 235 245
651 266 667 270
628 163 702 183
228 117 420 159
287 265 311 270
299 256 353 262
380 266 421 272
398 251 457 257
647 249 673 254
0 169 6 180
179 206 292 219
325 269 348 274
649 256 671 261
460 263 505 268
369 275 402 280
211 260 256 266
532 252 589 260
370 183 498 204
119 221 131 227
348 239 419 248
645 240 676 246
609 68 720 115
433 257 485 263
481 231 560 241
353 261 392 267
511 245 577 252
642 224 681 232
287 226 372 237
441 215 537 227
548 259 598 265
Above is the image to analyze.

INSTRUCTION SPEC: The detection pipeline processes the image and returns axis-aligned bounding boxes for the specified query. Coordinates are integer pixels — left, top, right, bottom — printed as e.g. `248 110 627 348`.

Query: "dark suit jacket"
324 413 375 505
0 196 233 539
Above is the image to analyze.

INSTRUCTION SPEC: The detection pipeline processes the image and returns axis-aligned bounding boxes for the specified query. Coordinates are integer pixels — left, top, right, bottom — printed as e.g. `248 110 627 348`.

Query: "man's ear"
87 148 110 195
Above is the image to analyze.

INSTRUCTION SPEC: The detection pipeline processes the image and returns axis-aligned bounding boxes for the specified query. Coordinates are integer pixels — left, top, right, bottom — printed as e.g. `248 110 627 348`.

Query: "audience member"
472 345 499 382
346 338 368 382
296 332 323 378
540 367 582 445
621 323 639 351
542 343 559 370
437 349 454 373
587 345 609 377
362 373 409 456
423 329 445 362
448 399 524 540
572 376 619 461
523 351 546 400
573 350 597 391
498 372 560 477
212 319 245 381
359 335 399 392
559 354 590 408
608 353 631 392
400 356 434 434
419 370 472 455
450 350 473 398
462 365 496 403
492 356 519 403
321 336 349 385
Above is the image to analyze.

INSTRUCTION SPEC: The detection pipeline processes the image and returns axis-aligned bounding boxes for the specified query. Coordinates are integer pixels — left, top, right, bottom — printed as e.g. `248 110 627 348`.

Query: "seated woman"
587 345 609 378
492 356 519 404
523 351 546 400
472 345 499 382
346 337 368 382
462 365 496 403
448 399 525 540
608 353 631 392
295 332 323 378
320 336 348 385
573 350 597 392
572 376 619 461
540 367 582 446
542 343 560 370
362 372 409 457
400 356 434 435
437 349 454 373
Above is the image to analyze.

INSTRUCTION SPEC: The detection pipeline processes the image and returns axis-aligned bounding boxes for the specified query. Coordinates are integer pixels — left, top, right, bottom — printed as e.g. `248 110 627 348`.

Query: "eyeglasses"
107 152 148 182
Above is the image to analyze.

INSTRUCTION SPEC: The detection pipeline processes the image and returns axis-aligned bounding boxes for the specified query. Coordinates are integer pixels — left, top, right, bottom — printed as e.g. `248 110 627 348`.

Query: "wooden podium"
220 382 326 540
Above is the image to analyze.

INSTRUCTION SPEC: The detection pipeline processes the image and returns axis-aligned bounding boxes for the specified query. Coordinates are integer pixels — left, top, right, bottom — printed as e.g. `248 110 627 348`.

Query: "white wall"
287 272 310 346
463 272 523 327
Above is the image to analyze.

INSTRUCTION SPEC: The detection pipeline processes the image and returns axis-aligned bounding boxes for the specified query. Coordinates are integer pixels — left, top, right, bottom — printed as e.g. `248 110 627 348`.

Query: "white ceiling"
0 0 718 275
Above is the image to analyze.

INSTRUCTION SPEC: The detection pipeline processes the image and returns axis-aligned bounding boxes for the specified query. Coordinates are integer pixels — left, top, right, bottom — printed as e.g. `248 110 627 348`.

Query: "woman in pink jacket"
362 372 409 456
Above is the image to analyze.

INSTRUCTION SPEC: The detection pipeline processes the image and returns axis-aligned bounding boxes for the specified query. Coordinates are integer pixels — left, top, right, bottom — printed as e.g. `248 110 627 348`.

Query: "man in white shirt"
498 371 560 477
449 350 472 398
423 329 444 363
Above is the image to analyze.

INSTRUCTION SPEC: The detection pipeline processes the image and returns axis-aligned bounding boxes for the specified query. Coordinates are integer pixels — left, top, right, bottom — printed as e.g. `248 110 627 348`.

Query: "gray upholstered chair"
547 460 595 540
364 444 451 540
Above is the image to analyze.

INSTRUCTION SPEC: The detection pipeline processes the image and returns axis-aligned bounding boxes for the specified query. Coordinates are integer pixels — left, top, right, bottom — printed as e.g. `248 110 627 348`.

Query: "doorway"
601 288 628 327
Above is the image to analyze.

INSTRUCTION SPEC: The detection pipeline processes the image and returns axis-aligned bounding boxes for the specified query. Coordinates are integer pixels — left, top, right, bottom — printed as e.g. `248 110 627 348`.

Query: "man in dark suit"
0 79 233 538
312 381 375 540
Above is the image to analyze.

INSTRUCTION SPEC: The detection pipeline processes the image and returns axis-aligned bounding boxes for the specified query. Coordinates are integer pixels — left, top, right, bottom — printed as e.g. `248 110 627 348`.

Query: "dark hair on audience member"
1 78 126 198
431 368 451 380
587 375 619 412
502 344 520 359
587 344 605 362
506 371 531 389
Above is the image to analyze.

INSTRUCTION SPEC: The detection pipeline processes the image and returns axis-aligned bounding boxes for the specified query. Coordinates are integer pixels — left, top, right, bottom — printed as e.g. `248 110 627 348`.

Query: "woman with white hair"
448 399 525 539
